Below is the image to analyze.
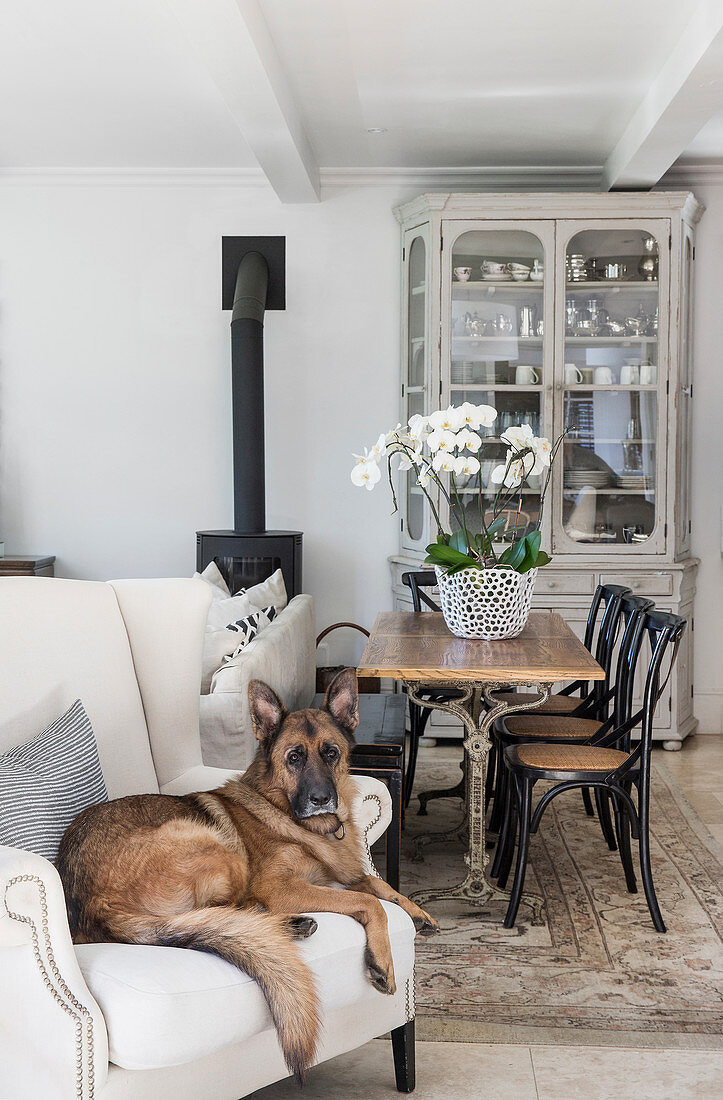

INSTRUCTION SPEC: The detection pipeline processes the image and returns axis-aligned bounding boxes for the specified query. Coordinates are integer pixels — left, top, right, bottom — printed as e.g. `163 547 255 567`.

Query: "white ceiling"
0 0 722 194
680 106 723 160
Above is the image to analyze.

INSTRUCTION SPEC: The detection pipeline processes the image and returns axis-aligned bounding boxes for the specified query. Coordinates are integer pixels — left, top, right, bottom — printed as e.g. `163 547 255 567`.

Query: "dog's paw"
413 911 440 936
364 948 396 995
284 915 318 939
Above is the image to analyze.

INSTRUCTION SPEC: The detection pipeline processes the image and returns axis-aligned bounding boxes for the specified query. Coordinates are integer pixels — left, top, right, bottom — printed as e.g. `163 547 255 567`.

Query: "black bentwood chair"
400 571 467 812
500 608 687 932
487 583 632 843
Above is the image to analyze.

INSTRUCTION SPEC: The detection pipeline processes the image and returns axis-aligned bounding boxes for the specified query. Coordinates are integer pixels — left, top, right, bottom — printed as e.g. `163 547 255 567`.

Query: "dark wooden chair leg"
387 768 402 892
404 704 424 809
594 788 618 851
491 764 511 879
497 776 518 891
613 786 637 894
504 775 534 928
417 767 465 817
488 739 507 834
485 738 497 805
638 791 666 933
391 1019 415 1093
581 787 595 817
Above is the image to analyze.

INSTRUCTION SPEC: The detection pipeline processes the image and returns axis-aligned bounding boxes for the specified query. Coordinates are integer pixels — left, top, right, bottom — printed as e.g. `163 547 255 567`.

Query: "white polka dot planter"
434 564 538 640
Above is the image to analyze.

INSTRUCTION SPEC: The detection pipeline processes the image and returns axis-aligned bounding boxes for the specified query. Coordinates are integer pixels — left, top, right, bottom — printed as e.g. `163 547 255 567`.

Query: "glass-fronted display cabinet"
393 192 702 747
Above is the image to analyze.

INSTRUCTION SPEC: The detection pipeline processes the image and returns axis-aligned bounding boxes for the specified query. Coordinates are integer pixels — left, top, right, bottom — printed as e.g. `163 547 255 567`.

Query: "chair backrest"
401 570 441 613
610 595 656 730
638 610 687 766
584 583 632 658
0 577 211 799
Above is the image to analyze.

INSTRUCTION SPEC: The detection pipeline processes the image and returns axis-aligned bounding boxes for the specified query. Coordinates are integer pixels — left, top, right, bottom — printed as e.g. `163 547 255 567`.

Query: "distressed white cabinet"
391 192 703 748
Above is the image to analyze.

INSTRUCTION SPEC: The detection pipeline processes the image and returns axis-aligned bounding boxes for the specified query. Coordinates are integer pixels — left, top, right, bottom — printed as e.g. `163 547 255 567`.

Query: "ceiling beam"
167 0 320 202
603 1 723 190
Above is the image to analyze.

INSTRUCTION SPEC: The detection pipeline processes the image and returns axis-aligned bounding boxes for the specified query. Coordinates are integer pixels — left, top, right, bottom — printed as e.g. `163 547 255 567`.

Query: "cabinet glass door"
402 227 430 550
554 221 669 553
443 221 554 547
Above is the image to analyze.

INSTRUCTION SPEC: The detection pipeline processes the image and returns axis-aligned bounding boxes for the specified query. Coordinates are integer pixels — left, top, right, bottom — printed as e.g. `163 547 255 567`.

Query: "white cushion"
76 901 415 1071
0 578 158 799
200 570 288 693
194 561 231 600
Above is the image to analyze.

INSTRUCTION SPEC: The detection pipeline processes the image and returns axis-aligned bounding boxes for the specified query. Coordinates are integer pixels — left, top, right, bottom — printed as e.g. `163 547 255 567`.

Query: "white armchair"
0 578 415 1100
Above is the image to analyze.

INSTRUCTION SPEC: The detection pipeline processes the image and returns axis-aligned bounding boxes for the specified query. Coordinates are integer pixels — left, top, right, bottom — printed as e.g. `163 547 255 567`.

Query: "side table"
0 555 55 577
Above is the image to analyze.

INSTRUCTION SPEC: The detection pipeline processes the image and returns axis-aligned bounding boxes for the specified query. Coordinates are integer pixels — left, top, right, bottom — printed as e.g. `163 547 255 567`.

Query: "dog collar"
331 822 346 840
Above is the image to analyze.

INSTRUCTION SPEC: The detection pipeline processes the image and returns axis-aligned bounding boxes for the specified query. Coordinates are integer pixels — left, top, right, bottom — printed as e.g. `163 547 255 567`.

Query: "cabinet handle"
547 581 557 589
632 581 640 589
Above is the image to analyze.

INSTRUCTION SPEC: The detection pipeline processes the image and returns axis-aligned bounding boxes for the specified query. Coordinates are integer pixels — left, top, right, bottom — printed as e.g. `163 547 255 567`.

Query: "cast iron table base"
406 680 551 923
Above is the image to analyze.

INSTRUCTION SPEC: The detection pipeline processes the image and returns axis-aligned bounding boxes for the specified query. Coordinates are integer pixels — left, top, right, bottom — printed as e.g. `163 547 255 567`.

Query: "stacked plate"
565 469 612 490
566 254 589 282
616 473 655 491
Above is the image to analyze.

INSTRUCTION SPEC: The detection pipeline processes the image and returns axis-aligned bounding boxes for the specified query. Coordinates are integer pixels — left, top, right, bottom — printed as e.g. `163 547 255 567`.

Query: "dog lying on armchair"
56 668 438 1082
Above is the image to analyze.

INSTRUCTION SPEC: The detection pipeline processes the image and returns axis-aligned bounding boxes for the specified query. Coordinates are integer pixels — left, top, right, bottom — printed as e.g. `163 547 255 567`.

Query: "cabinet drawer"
600 573 673 597
536 572 595 595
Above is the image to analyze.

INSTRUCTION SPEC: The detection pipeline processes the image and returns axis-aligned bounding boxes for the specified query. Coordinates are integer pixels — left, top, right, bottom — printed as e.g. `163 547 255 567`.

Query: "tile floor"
253 735 723 1100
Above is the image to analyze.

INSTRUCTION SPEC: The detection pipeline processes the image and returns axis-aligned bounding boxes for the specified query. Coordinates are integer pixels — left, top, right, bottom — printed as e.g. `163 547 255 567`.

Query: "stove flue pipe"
231 251 269 533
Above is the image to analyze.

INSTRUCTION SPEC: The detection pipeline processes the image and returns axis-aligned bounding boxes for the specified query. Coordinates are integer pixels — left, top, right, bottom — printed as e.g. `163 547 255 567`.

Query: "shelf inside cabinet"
452 280 544 292
562 487 656 496
411 283 427 294
451 383 542 391
564 336 657 345
565 280 658 290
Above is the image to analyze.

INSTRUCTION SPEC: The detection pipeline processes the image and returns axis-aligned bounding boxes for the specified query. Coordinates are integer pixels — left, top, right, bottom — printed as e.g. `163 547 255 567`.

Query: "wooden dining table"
357 610 605 915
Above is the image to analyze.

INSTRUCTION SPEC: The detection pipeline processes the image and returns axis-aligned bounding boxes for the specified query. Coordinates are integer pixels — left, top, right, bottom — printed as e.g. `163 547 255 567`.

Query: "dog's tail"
110 906 320 1081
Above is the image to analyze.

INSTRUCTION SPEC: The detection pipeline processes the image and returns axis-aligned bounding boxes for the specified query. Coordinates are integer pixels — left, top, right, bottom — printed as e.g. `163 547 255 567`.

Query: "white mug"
640 362 657 385
515 364 539 385
594 366 613 385
564 363 583 384
454 267 471 282
620 364 640 385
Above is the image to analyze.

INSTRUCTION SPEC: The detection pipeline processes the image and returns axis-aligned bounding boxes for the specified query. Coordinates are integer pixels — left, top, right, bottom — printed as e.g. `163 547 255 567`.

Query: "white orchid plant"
351 402 565 576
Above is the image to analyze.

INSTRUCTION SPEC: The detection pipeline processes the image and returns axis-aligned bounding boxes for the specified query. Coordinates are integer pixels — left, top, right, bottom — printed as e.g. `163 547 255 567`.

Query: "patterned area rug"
402 755 723 1049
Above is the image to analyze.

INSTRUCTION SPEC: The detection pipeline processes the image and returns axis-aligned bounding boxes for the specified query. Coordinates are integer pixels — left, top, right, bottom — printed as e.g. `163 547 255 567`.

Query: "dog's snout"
309 790 330 807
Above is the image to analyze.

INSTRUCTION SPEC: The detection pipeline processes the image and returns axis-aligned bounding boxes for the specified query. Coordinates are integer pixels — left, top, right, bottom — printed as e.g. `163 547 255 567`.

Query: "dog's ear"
248 680 287 743
323 668 359 739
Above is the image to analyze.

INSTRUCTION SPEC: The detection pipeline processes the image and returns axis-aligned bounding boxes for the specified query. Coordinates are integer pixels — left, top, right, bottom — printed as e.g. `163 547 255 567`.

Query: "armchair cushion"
0 699 107 861
75 901 415 1071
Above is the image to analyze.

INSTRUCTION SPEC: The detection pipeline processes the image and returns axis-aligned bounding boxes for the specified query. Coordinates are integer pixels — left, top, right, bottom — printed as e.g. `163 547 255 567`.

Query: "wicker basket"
315 622 380 694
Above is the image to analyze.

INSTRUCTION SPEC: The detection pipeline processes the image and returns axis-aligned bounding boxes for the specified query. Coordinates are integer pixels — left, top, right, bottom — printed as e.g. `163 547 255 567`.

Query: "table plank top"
356 611 605 684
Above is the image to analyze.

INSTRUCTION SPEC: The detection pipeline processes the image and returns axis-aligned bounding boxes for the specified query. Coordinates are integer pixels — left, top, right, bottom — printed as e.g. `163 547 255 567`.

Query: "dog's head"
248 668 358 831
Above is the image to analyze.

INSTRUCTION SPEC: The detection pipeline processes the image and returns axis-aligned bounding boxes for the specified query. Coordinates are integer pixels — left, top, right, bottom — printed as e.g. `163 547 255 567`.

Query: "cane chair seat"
508 743 629 774
503 715 603 740
498 692 585 715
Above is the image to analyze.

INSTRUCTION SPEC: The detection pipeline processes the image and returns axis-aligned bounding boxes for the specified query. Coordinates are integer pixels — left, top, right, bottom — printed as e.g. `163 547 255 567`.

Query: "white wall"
0 179 414 663
0 175 721 722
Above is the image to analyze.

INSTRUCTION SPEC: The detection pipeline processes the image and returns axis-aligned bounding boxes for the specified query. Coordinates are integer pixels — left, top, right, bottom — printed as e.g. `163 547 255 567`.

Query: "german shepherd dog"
56 669 438 1081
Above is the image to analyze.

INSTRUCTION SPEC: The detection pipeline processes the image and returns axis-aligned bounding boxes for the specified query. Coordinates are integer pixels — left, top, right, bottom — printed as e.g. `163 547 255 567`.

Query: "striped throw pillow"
0 700 108 863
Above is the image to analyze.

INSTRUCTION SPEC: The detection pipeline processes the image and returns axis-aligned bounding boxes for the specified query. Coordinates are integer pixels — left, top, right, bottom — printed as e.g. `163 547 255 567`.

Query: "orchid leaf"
534 550 552 568
449 529 469 554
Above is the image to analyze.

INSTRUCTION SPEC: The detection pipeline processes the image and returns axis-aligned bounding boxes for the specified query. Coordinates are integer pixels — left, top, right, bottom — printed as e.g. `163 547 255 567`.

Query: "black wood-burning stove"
197 237 303 597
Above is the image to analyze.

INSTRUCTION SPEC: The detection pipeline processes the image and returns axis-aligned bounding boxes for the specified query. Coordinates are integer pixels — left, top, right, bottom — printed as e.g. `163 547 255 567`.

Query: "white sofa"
0 577 415 1100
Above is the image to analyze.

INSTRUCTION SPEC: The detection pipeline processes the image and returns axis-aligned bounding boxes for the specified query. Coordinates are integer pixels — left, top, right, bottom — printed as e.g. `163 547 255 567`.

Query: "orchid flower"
429 406 464 433
454 454 481 478
408 413 429 441
456 428 482 453
427 427 457 453
432 452 457 473
350 459 382 491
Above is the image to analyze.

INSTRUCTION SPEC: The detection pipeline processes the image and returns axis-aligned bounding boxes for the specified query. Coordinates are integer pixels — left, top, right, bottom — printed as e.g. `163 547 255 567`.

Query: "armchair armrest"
0 845 109 1099
348 775 393 877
